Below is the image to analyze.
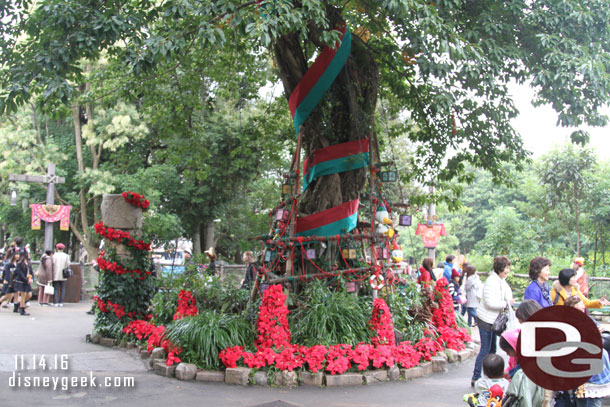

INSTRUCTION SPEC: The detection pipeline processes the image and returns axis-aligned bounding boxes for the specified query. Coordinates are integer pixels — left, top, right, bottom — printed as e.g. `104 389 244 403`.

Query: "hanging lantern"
376 247 389 259
282 184 293 195
264 250 272 262
380 171 397 182
399 214 412 226
348 249 357 259
346 281 357 293
306 248 316 260
275 209 284 221
10 190 17 206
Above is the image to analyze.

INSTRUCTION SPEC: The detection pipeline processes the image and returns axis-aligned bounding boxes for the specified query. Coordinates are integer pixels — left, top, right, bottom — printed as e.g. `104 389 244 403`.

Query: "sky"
509 82 610 160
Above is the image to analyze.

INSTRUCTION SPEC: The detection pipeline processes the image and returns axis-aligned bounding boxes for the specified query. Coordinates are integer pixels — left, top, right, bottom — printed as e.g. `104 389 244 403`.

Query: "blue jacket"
523 281 552 308
443 261 453 281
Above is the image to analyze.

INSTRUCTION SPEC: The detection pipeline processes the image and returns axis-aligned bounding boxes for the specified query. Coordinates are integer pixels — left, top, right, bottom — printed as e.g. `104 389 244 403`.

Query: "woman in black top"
0 250 16 309
241 251 256 289
12 250 32 316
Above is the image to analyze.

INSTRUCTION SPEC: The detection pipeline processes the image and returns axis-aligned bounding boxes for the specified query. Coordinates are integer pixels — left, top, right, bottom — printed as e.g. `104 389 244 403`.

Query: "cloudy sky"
509 83 610 160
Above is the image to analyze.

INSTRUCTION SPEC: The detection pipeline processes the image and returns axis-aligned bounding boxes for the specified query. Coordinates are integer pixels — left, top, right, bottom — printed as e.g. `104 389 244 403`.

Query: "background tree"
539 145 596 257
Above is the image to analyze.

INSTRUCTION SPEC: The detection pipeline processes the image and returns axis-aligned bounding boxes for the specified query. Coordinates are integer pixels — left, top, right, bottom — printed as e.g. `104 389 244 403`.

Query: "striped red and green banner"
302 139 369 191
288 26 352 134
296 199 359 237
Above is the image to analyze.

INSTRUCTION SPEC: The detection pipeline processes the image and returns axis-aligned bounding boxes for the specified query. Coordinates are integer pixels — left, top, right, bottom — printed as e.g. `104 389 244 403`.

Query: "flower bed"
215 279 471 378
98 272 472 383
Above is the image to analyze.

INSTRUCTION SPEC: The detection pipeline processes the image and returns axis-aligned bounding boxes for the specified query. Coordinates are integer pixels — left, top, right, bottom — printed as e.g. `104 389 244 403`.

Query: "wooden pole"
266 266 375 284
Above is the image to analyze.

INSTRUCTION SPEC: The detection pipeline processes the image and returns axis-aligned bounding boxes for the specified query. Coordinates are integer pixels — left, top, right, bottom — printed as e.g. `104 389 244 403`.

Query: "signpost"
9 163 65 251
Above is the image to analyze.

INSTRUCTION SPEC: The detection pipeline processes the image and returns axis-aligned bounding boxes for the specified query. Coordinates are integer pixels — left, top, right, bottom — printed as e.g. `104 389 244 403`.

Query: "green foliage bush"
290 280 372 346
165 312 255 369
153 271 250 317
151 289 178 326
383 284 426 344
93 246 156 338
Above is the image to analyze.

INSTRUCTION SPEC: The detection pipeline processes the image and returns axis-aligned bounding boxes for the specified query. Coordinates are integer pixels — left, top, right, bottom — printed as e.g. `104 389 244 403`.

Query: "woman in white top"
471 255 515 386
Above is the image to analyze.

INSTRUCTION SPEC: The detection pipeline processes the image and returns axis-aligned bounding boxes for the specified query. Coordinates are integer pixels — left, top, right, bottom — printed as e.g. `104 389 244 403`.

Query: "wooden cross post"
9 163 66 252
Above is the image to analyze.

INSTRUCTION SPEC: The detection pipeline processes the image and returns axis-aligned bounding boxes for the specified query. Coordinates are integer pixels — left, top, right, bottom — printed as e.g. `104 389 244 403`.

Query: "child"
448 268 463 311
499 329 520 379
464 354 509 407
502 328 546 406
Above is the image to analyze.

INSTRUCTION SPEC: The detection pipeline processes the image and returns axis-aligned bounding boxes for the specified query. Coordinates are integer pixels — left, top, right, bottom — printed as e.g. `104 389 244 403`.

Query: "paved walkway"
0 301 490 406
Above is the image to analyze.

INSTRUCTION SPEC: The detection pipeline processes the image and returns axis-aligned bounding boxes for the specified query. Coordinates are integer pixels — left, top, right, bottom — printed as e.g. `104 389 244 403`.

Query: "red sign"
415 223 446 248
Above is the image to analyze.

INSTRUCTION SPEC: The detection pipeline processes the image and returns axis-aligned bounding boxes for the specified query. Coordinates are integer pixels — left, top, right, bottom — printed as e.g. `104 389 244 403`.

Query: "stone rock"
175 363 198 381
153 361 176 377
252 371 268 386
325 373 363 387
388 365 400 381
299 372 323 387
100 338 116 347
126 342 137 350
196 370 225 383
225 367 251 386
150 347 166 361
419 361 433 375
140 350 149 359
280 371 298 387
363 370 388 384
446 348 459 363
458 349 473 362
401 366 423 380
271 372 282 386
431 356 447 373
101 194 143 230
437 351 448 362
91 334 101 344
119 341 127 348
466 341 480 351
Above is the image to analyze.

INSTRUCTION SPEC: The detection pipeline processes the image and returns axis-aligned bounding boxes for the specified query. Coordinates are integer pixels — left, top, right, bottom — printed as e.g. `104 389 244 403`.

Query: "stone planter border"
90 337 480 388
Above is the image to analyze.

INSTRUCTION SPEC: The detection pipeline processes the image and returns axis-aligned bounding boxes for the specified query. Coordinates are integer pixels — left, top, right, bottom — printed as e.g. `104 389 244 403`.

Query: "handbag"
491 306 509 335
44 284 55 295
62 266 73 279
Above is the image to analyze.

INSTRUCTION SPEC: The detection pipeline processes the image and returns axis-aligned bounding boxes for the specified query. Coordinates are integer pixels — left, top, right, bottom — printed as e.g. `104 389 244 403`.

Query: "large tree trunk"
273 6 378 217
192 220 201 256
204 220 215 252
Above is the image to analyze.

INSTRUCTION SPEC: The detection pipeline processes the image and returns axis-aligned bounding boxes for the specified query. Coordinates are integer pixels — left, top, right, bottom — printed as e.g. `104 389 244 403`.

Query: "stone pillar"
101 194 143 258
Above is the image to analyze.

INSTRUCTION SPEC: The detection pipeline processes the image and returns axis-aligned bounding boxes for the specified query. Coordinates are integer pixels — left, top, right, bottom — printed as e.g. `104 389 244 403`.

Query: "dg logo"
517 306 603 391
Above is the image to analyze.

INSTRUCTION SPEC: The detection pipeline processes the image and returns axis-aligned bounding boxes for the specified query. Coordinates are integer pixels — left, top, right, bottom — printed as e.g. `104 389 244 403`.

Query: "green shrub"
151 289 178 326
165 311 255 369
382 284 426 344
192 276 250 315
290 280 372 346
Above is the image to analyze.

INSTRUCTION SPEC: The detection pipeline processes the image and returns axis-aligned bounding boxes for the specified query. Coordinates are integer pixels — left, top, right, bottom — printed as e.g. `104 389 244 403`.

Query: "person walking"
52 243 70 307
13 250 33 316
0 249 17 311
36 250 54 306
463 263 481 327
523 256 553 308
471 255 515 387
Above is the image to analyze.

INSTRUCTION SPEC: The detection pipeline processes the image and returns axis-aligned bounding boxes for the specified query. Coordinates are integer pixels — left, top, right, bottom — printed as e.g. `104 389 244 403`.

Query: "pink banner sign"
30 204 71 231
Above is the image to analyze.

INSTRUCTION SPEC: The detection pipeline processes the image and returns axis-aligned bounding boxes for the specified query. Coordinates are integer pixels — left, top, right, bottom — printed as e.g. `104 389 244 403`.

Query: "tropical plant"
290 280 372 346
164 312 255 369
